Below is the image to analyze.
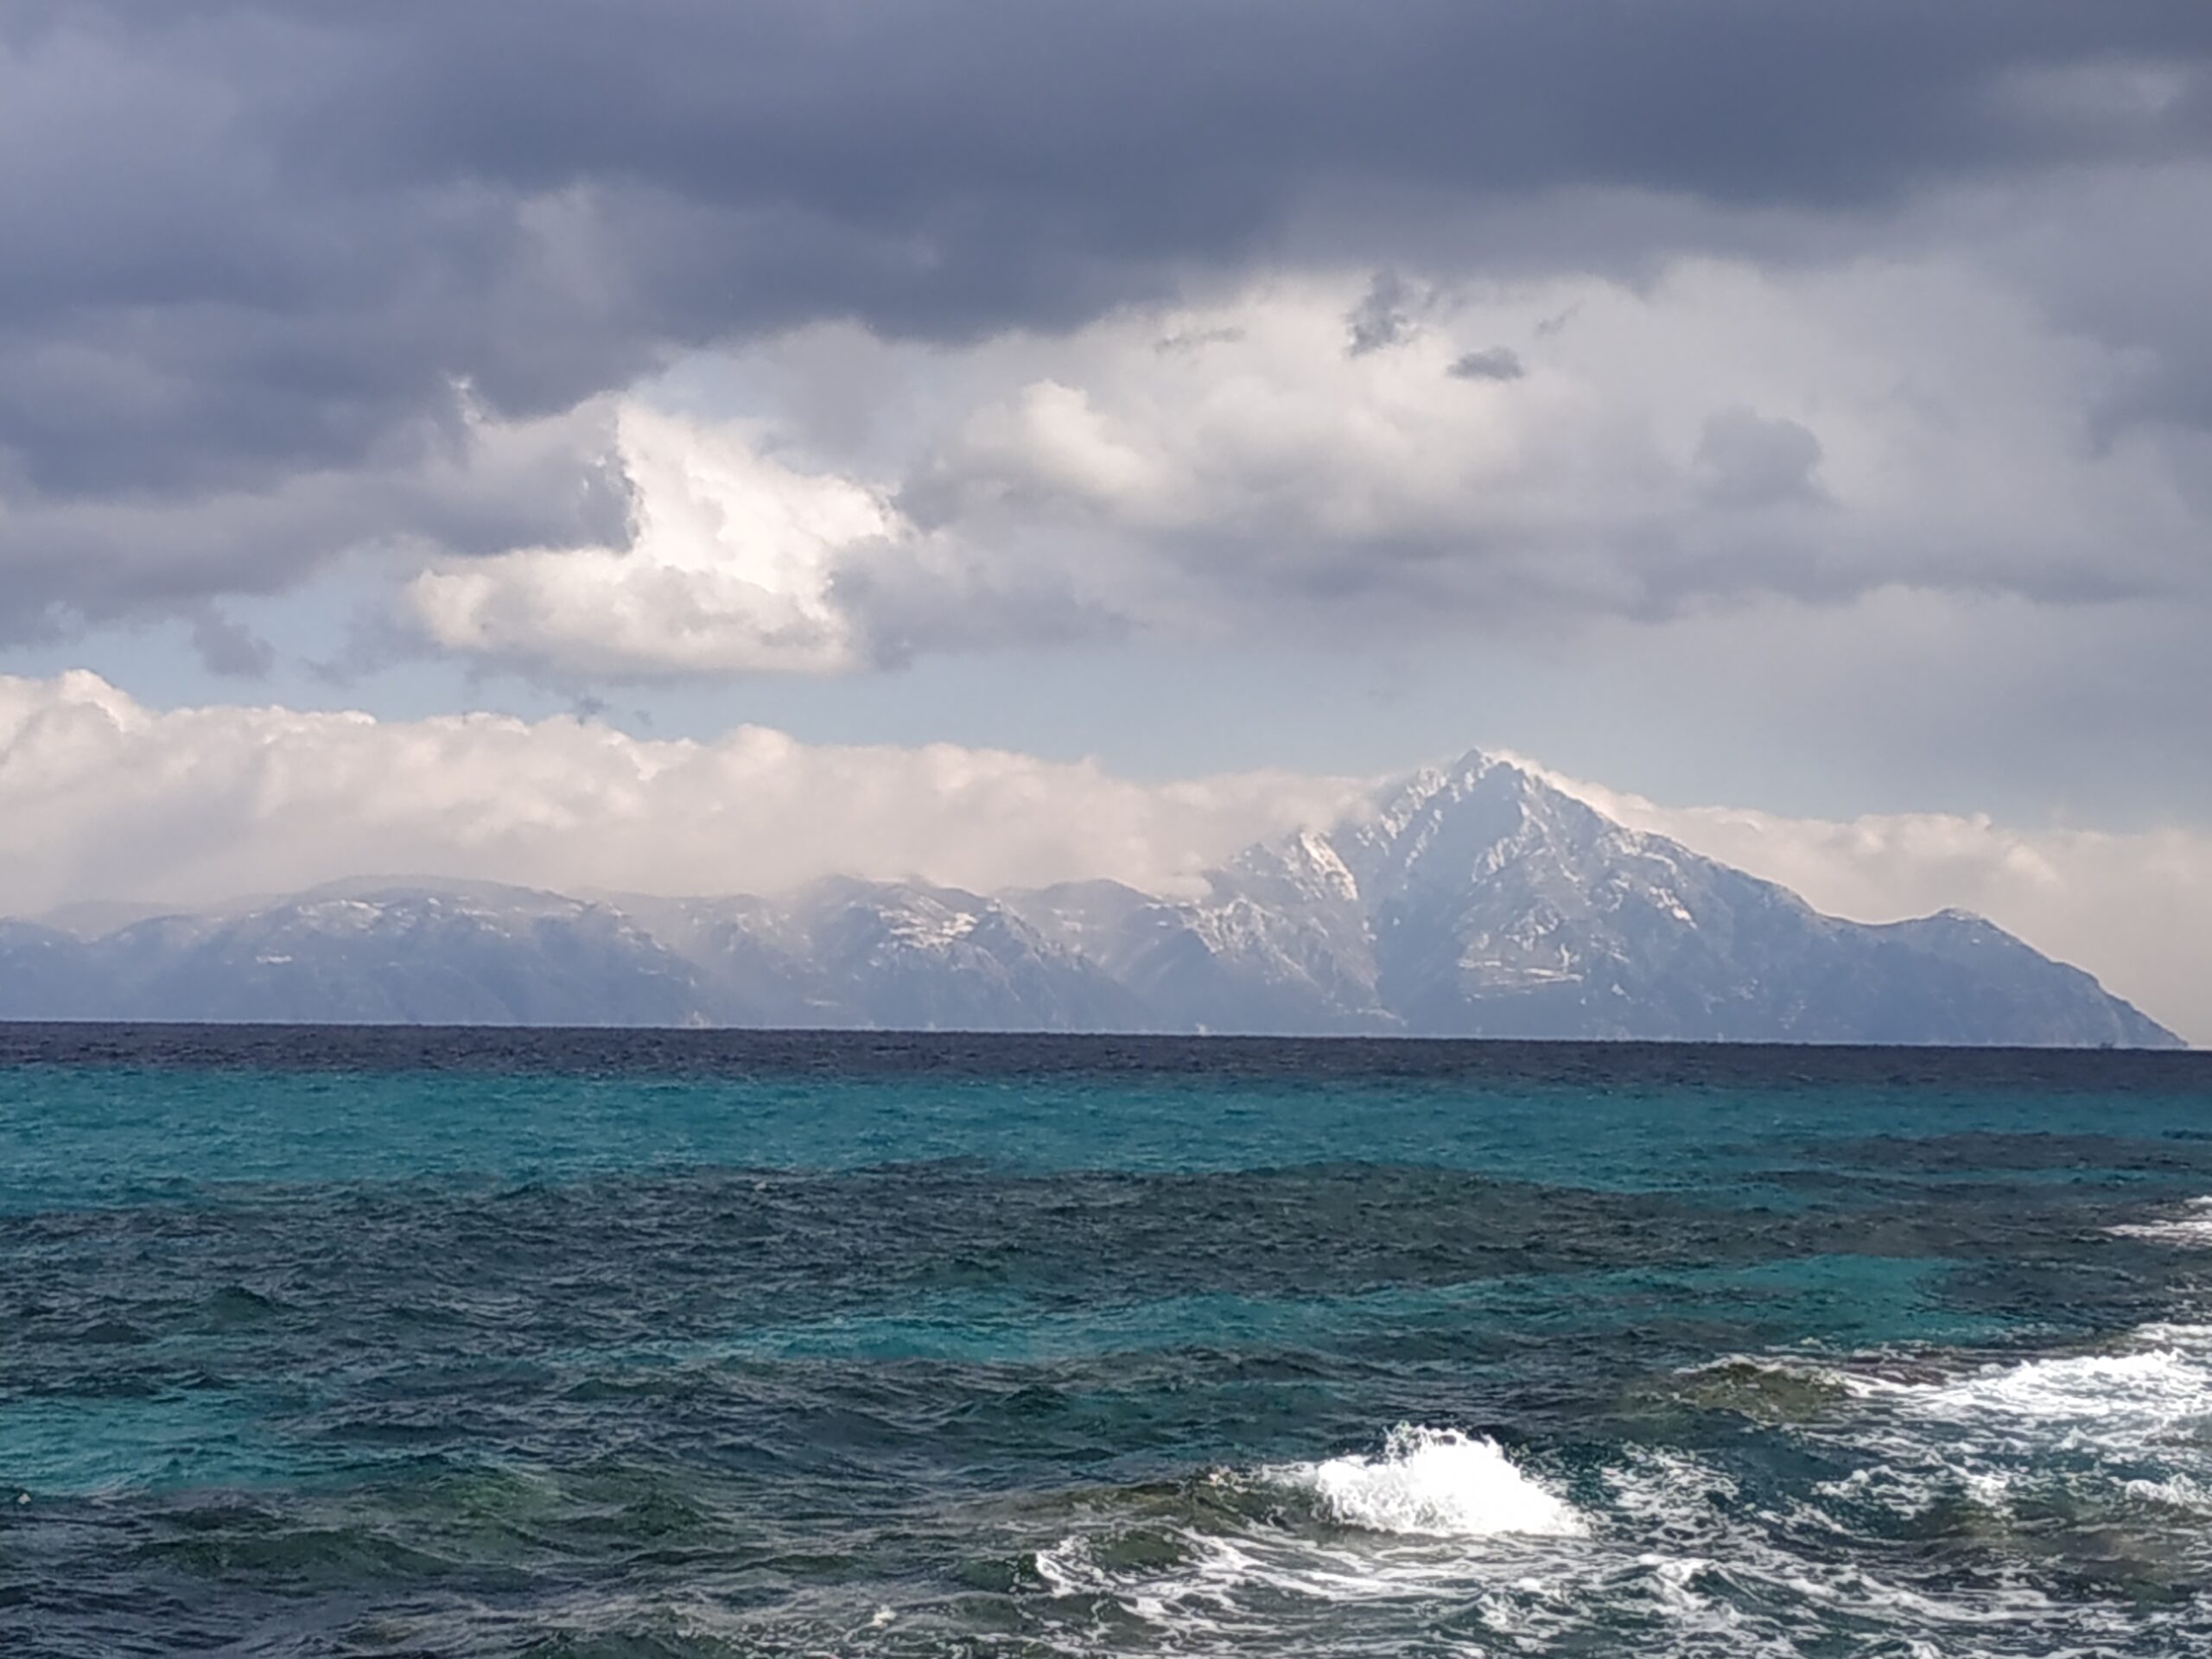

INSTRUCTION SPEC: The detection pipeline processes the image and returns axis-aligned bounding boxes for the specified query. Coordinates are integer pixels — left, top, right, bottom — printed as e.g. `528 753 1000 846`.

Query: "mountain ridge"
0 753 2182 1046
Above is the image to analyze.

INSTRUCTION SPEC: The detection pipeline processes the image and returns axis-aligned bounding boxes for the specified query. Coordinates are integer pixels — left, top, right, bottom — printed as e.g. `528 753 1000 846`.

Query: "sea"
3 1027 2211 1657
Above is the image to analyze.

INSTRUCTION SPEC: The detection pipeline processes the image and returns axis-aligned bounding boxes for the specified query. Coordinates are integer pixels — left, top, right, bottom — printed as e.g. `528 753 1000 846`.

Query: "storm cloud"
4 0 2211 638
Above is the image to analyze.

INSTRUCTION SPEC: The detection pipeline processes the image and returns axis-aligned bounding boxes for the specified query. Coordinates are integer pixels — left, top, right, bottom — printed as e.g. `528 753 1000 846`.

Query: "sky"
3 2 2210 1039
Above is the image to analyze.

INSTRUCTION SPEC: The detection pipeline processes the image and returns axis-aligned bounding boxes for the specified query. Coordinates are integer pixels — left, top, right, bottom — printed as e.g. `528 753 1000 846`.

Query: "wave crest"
2111 1198 2212 1248
1268 1425 1586 1538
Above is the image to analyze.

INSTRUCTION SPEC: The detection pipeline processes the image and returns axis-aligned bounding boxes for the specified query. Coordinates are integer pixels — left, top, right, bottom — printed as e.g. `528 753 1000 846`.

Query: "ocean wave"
2110 1197 2212 1247
1905 1325 2212 1444
1024 1425 1590 1648
1262 1424 1586 1539
1669 1321 2212 1567
1686 1324 2212 1452
1023 1432 2137 1656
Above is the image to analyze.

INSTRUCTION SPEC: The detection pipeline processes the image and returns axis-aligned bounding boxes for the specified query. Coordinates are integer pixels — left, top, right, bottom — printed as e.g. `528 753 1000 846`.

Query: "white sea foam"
1029 1372 2212 1656
1028 1425 1587 1643
1033 1522 1471 1623
1903 1325 2212 1450
2123 1472 2212 1514
1698 1325 2212 1459
2111 1197 2212 1247
1746 1321 2212 1548
1267 1425 1586 1538
1027 1440 2190 1657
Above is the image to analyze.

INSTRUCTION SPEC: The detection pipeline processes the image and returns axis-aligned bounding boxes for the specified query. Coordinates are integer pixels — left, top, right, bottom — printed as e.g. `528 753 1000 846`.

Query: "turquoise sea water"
3 1028 2210 1656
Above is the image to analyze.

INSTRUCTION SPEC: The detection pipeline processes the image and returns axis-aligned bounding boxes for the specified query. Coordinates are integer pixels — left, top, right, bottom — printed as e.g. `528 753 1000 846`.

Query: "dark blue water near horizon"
4 1027 2211 1656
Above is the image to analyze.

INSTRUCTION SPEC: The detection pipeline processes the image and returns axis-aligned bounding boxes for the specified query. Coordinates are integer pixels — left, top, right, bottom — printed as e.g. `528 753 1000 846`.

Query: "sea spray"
1269 1425 1586 1538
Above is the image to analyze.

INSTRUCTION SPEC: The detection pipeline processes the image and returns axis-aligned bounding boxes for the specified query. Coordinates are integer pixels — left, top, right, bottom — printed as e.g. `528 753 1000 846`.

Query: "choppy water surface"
3 1030 2210 1656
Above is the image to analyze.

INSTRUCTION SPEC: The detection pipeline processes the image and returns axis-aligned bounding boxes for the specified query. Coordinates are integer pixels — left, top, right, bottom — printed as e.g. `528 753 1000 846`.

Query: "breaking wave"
1907 1323 2212 1443
1020 1325 2212 1655
2111 1196 2212 1247
1027 1427 1595 1656
1265 1424 1586 1538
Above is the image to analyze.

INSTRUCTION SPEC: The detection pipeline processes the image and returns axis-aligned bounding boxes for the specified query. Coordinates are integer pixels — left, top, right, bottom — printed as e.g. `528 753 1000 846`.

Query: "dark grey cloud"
1448 347 1526 382
1346 272 1419 356
1 1 2209 638
188 608 275 679
1695 409 1826 507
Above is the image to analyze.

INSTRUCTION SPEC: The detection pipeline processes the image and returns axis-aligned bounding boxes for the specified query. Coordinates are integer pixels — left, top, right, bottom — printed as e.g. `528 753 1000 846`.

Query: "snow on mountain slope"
1016 753 2178 1045
784 878 1150 1030
0 755 2181 1043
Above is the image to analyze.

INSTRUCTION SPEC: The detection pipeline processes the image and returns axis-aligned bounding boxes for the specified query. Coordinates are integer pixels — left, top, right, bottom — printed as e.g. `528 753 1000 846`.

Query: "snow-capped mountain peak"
998 754 2177 1045
0 757 2180 1045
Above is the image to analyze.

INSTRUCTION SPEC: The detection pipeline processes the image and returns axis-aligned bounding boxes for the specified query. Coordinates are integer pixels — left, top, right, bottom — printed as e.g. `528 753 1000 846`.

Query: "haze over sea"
5 1027 2212 1657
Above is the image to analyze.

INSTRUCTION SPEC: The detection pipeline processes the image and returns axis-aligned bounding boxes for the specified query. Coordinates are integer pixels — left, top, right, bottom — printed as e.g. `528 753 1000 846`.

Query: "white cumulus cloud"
397 254 2212 681
404 405 905 676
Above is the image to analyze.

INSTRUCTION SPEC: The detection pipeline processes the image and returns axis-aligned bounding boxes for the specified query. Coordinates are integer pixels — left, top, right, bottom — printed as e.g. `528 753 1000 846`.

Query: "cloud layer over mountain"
0 672 1361 912
3 673 2206 1043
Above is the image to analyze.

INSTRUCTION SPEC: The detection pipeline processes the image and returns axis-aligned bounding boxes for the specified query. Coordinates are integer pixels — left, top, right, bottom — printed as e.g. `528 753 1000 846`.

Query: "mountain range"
0 753 2181 1046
